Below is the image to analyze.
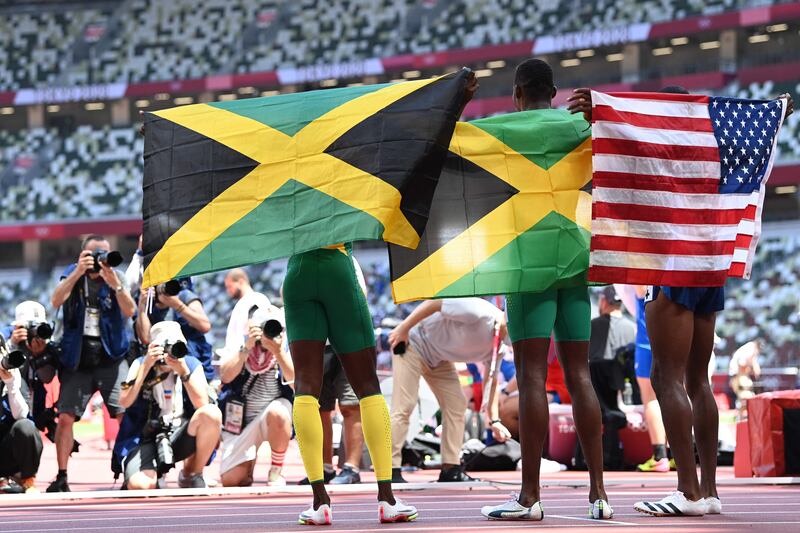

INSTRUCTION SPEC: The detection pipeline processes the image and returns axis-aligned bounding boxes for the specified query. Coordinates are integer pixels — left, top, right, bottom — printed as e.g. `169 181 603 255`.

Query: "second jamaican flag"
389 109 592 303
142 70 469 288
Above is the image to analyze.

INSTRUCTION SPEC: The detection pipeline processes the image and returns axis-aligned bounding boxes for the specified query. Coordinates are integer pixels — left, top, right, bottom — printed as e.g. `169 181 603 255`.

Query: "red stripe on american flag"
742 204 757 219
735 234 752 248
606 92 711 104
593 105 714 132
728 262 746 277
593 138 720 162
588 265 727 287
590 235 735 256
591 172 719 194
593 202 748 225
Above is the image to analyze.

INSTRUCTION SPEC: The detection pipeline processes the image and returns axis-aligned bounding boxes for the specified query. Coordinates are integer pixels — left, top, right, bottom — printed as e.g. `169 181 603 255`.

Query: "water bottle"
623 378 633 405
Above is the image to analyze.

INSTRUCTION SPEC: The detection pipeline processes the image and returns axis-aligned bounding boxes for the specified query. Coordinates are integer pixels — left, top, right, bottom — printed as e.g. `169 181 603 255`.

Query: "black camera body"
163 341 188 359
0 350 26 370
5 321 56 370
156 279 182 297
261 318 284 339
143 419 175 474
91 249 123 273
22 320 53 344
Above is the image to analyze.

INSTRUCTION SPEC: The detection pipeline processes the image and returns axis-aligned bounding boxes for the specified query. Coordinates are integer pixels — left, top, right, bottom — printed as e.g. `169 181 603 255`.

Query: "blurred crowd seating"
0 7 111 90
238 0 412 74
0 125 142 222
0 0 789 89
717 234 800 368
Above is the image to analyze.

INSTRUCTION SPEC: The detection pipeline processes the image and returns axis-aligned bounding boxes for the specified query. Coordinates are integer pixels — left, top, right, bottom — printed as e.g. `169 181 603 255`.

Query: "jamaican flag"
389 109 592 303
141 70 469 288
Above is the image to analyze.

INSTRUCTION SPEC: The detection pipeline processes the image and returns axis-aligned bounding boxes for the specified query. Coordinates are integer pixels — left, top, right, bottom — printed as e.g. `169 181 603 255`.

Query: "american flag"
588 91 786 287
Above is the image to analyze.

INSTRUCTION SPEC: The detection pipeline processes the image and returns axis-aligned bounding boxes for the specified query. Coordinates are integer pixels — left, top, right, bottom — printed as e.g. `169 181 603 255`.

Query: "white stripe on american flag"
592 91 710 119
591 219 739 242
738 218 756 236
593 122 718 147
593 153 721 179
593 187 752 211
732 248 750 263
590 250 733 271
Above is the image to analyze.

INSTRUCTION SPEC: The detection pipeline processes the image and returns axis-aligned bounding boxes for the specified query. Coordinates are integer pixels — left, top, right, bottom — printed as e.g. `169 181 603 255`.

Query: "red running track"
1 483 799 533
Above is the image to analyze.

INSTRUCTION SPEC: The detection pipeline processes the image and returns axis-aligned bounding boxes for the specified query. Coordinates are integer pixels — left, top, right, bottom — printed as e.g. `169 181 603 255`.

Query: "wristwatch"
490 419 502 426
179 372 191 383
114 285 124 293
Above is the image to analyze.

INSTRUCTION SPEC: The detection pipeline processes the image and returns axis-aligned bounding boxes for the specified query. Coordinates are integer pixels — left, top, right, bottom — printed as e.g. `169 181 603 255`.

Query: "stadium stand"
1 0 794 88
0 7 111 90
718 234 800 368
69 0 281 86
239 0 413 73
0 125 142 222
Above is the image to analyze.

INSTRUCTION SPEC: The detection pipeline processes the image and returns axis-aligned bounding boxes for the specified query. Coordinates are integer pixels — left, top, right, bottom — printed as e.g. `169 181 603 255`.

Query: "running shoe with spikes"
634 491 706 517
637 456 670 473
378 499 418 523
481 494 544 521
705 496 722 514
299 504 332 525
590 499 614 519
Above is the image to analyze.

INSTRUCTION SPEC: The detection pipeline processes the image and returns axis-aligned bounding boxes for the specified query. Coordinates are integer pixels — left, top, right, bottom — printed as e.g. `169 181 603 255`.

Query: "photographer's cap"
14 301 46 325
250 304 283 326
149 321 186 346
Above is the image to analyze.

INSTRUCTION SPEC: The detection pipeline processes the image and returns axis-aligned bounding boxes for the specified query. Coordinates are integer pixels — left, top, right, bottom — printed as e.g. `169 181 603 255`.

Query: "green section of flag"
435 211 590 298
177 179 382 278
471 109 590 168
209 83 389 137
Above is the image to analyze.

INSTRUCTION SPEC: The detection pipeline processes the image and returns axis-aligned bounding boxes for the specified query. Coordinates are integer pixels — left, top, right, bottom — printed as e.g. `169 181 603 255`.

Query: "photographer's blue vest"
111 356 202 476
58 263 130 370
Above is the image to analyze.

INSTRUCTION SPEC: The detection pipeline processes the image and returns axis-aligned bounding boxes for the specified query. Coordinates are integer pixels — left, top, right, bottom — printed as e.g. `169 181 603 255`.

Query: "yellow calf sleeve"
293 395 324 484
360 394 393 482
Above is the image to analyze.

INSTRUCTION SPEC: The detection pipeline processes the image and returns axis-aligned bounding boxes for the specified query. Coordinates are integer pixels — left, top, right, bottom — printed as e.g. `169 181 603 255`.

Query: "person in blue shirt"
134 279 214 382
48 234 135 493
115 321 221 490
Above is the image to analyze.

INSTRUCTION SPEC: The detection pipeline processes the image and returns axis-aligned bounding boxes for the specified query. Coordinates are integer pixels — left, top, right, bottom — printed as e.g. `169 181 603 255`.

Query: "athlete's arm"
780 93 794 122
567 88 593 122
388 300 443 350
483 363 511 443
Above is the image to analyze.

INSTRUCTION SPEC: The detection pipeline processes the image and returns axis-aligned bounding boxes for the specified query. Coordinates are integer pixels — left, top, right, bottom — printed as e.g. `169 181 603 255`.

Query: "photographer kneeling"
115 321 221 490
219 305 294 487
0 329 44 494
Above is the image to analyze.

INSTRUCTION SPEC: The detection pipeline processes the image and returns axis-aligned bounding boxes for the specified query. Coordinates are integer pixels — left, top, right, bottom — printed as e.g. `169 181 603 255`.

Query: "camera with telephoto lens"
143 419 175 474
163 340 188 359
156 279 182 297
156 340 188 366
91 249 123 273
1 349 26 370
5 320 55 369
0 333 25 370
261 318 284 339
